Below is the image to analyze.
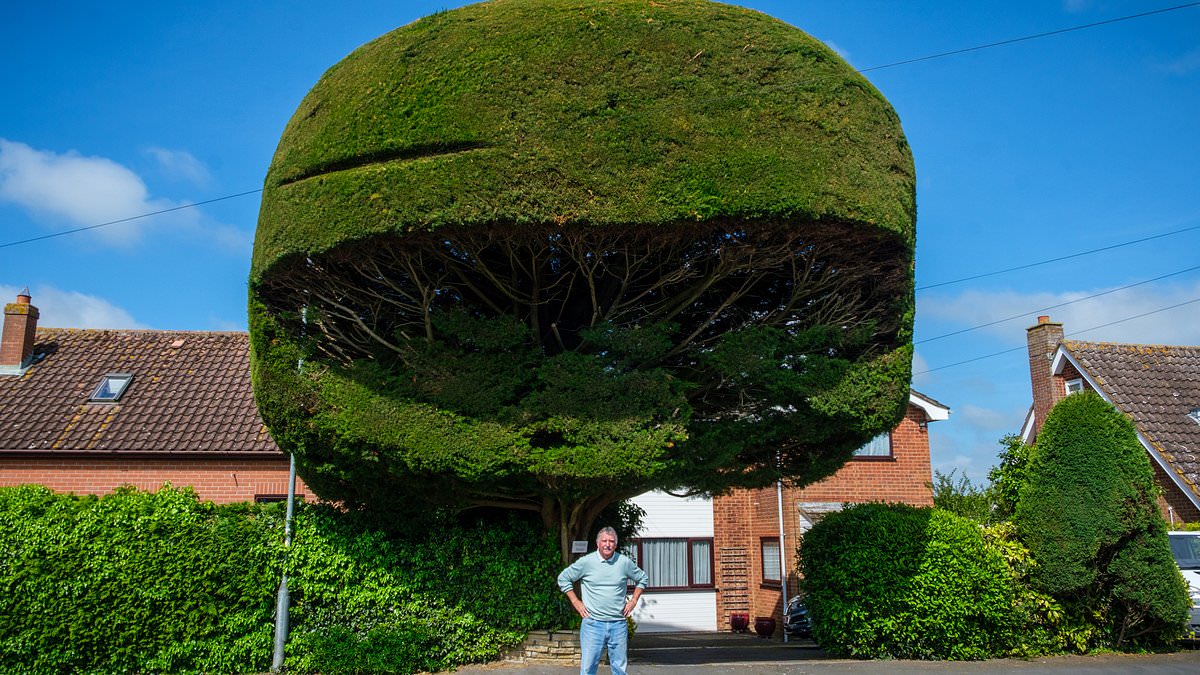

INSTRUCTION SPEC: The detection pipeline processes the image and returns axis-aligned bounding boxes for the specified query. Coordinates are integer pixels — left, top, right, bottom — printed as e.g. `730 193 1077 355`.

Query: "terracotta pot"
753 616 776 638
729 613 749 632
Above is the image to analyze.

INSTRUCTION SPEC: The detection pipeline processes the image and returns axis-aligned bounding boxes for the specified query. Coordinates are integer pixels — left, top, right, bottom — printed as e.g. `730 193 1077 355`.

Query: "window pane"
761 539 781 582
853 433 890 457
643 539 688 587
691 540 712 585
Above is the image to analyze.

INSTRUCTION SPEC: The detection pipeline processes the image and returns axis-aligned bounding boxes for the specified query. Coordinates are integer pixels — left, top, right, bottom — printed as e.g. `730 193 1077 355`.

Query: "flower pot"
753 616 776 638
729 613 749 633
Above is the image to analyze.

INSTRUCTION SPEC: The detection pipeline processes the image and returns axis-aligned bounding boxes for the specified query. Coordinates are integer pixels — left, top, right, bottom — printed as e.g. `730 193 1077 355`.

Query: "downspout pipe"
776 476 788 643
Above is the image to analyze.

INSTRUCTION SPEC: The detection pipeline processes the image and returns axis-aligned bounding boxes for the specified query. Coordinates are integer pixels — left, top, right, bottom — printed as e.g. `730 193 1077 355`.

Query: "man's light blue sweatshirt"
557 550 649 621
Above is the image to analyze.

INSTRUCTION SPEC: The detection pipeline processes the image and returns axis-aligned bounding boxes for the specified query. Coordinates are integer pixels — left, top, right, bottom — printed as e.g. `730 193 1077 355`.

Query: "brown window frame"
627 537 716 591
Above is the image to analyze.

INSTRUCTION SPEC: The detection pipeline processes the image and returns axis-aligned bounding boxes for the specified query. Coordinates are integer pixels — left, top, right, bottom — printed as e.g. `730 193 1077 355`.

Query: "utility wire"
915 296 1200 375
0 189 262 249
917 223 1200 291
2 4 1196 252
858 2 1200 73
915 263 1200 344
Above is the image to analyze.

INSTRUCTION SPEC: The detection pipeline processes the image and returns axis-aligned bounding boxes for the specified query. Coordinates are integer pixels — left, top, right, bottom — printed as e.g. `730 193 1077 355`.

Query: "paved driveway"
450 632 1200 675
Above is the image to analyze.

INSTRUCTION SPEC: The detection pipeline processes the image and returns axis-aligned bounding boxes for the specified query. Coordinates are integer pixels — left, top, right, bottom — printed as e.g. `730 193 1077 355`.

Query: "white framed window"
627 538 713 589
760 538 781 585
852 432 891 457
1065 378 1084 395
89 373 133 402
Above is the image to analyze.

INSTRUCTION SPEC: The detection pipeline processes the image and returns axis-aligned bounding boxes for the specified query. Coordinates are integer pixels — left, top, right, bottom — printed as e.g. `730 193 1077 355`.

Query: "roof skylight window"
1189 408 1200 426
90 373 133 402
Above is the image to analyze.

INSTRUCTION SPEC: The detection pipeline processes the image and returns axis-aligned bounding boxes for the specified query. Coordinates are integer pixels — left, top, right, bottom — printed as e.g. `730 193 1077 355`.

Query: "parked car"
1168 531 1200 638
784 595 813 639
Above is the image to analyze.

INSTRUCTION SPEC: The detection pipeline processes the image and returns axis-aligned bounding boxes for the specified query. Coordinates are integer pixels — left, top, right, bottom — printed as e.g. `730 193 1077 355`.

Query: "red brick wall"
1026 318 1065 440
0 455 307 504
713 403 935 633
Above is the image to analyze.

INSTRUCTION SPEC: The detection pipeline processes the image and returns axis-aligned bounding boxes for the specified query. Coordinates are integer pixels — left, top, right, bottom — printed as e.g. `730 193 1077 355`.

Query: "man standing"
557 526 649 675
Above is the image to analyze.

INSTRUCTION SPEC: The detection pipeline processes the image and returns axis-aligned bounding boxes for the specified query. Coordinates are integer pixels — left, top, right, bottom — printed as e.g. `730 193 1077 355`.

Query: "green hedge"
0 485 283 674
798 503 1025 660
0 485 571 675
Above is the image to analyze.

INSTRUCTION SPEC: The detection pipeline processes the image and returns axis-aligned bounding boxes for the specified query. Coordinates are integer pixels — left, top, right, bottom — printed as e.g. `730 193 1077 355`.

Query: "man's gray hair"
596 526 618 543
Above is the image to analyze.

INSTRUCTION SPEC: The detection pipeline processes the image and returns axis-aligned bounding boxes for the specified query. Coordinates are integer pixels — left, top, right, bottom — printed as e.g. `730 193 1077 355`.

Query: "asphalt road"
449 632 1200 675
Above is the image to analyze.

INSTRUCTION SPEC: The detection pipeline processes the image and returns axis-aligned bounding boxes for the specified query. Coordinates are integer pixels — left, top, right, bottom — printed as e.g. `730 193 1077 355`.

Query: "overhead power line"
2 3 1196 252
0 189 263 250
916 223 1200 291
915 296 1200 375
858 2 1200 73
915 263 1200 344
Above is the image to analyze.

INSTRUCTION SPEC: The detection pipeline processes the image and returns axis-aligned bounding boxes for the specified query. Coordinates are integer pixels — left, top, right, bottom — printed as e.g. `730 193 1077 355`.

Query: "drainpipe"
272 306 305 672
776 476 788 643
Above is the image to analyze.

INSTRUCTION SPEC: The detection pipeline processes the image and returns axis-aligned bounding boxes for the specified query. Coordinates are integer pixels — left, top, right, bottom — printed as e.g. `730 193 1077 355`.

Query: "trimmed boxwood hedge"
798 503 1026 660
0 485 571 675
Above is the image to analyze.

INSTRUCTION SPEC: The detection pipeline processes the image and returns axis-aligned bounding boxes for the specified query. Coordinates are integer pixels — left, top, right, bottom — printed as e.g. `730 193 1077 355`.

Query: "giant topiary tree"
249 0 916 559
1015 392 1189 648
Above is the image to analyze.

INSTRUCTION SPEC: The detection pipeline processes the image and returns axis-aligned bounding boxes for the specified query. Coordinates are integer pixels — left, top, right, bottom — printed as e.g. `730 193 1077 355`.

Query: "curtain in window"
691 540 712 585
761 539 781 582
852 432 891 456
642 539 688 587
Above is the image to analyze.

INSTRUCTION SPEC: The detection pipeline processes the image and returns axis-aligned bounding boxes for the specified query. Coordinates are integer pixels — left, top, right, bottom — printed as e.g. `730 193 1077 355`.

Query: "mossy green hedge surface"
0 485 569 675
253 0 914 276
250 0 917 548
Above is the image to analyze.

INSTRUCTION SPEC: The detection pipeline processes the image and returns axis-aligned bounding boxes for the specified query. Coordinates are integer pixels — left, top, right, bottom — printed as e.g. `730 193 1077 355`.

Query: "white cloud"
0 139 250 254
0 139 170 246
920 278 1200 347
957 403 1010 432
1161 47 1200 76
146 147 211 186
0 284 146 329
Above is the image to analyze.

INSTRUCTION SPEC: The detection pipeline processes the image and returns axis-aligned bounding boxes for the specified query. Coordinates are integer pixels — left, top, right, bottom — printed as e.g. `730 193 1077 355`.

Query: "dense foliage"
987 434 1032 520
798 503 1024 660
0 485 282 674
929 468 992 523
0 486 571 675
250 0 917 556
1014 392 1189 648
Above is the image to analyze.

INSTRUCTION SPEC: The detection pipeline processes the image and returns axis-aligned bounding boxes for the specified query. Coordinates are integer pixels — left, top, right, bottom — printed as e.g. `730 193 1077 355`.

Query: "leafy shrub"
799 502 1022 660
1014 392 1189 649
930 468 992 523
0 486 572 675
0 485 283 674
283 506 572 674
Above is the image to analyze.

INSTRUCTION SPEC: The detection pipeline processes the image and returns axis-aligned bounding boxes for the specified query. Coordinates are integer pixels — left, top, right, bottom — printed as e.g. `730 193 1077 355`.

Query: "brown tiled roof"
0 329 280 456
1063 340 1200 500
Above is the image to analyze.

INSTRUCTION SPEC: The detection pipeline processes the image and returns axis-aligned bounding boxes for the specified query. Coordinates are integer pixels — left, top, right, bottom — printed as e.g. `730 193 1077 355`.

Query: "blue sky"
2 1 1198 484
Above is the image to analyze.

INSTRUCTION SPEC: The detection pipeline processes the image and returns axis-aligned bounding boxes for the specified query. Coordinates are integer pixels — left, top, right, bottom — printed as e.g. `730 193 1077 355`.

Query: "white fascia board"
1050 346 1200 513
909 391 950 422
1020 407 1036 444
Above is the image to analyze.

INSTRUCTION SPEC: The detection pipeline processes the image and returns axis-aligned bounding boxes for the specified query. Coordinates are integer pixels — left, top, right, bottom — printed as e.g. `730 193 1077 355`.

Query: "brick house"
628 390 948 633
0 291 305 503
2 288 946 635
1022 315 1200 526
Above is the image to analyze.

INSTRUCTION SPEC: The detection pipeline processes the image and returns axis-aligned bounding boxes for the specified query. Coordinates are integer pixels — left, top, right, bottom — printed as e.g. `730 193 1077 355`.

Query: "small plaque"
571 540 589 554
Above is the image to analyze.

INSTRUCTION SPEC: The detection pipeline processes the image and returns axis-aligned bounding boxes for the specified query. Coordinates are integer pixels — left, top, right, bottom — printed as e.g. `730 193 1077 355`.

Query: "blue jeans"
579 617 628 675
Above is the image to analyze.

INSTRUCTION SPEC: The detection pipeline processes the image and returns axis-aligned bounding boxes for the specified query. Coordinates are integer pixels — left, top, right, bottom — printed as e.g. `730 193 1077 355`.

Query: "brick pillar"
1 289 39 370
1026 315 1064 441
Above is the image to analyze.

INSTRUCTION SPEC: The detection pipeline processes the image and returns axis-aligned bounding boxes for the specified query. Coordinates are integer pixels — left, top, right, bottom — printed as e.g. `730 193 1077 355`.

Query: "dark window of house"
627 538 714 589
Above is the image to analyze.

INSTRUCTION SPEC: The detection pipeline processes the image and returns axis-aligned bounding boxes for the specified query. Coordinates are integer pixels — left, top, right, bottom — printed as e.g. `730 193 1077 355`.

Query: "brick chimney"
1 288 40 375
1026 315 1064 441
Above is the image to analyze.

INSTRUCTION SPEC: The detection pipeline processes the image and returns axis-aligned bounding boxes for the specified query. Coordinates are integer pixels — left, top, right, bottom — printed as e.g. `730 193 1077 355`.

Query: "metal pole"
776 476 788 643
271 453 297 672
272 307 305 673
